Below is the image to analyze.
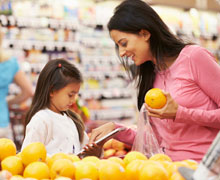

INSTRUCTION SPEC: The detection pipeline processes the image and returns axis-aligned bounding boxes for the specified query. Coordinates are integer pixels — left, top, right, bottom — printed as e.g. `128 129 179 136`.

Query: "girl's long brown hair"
25 59 85 142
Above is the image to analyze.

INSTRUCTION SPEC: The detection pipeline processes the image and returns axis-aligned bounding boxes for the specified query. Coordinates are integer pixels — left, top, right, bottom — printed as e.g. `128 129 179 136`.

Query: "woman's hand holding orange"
145 91 178 119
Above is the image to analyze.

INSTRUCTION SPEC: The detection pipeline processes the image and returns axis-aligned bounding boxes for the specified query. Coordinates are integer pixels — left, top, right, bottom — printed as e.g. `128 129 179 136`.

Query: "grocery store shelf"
2 39 78 51
146 0 220 11
89 108 135 120
80 88 133 99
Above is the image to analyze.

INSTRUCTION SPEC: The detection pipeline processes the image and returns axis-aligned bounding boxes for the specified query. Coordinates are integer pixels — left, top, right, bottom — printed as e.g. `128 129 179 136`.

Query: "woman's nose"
119 48 126 57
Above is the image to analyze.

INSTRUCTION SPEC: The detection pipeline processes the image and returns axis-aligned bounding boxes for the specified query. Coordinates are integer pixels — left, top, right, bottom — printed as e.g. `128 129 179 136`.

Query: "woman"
0 25 33 139
89 0 220 162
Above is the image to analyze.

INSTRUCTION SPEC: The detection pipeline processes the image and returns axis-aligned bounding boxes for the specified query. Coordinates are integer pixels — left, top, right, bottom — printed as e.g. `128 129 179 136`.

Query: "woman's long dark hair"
25 59 85 142
108 0 189 110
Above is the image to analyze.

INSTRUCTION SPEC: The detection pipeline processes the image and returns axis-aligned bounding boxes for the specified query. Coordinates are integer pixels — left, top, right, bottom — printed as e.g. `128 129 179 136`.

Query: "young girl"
22 59 101 157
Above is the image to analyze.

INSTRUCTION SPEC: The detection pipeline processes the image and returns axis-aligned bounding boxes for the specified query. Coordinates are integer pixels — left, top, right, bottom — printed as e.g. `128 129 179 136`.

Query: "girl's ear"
139 29 151 41
49 86 54 97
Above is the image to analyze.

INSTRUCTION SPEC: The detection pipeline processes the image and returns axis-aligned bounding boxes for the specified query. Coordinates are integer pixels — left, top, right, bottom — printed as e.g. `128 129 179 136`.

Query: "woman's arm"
147 47 220 129
8 70 34 106
89 122 136 146
175 47 220 129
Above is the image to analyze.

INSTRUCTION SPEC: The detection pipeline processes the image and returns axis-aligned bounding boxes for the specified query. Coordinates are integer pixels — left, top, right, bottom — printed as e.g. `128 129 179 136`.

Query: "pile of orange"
0 138 198 180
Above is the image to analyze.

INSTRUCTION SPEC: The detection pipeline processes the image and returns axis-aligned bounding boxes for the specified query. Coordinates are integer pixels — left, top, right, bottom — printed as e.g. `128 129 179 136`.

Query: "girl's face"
49 82 81 113
110 30 154 66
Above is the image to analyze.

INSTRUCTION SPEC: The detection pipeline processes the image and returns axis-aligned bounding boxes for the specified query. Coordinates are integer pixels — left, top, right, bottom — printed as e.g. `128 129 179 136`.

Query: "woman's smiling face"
110 29 153 66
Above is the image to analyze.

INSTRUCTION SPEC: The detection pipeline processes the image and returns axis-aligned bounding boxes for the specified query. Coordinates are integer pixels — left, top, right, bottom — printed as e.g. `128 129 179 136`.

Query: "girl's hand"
89 122 116 144
145 92 178 119
79 143 103 158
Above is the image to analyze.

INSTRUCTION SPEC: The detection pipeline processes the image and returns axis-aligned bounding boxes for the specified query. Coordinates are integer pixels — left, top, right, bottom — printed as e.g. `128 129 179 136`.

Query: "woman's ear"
50 91 54 97
139 29 151 41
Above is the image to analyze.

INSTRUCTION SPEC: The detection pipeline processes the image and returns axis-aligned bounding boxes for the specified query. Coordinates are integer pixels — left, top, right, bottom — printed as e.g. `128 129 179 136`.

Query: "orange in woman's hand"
145 88 167 109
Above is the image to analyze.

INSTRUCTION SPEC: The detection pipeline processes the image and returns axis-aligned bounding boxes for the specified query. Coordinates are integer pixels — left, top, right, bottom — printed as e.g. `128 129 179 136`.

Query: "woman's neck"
164 55 178 69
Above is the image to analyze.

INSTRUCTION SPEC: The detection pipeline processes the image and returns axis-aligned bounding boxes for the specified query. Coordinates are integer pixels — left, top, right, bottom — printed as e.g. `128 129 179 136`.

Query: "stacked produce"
103 139 131 159
0 138 198 180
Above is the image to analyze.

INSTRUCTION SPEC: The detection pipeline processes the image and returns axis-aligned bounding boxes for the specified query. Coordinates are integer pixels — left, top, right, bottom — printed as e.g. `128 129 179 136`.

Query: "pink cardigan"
115 45 220 162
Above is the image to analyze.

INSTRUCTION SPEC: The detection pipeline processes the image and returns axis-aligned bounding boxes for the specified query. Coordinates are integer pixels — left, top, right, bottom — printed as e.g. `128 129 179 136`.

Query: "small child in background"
22 59 101 157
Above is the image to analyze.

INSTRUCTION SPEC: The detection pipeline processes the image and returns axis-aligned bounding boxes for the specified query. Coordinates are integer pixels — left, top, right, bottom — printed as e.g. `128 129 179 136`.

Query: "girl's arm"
21 115 47 150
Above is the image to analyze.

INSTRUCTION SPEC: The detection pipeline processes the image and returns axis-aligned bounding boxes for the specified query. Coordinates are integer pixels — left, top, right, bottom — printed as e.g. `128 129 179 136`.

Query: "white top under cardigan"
21 108 88 156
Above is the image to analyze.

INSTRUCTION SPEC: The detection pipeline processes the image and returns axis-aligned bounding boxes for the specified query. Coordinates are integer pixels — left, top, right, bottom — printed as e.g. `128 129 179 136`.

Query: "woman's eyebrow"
118 38 126 44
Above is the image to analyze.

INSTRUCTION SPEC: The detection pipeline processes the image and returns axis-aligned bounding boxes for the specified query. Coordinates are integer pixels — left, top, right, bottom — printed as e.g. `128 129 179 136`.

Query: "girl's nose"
70 96 77 105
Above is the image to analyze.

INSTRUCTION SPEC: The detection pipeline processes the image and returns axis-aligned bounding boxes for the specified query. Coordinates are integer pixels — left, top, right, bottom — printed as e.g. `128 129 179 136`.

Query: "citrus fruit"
0 138 16 161
23 162 50 179
0 170 13 180
16 153 22 158
75 161 99 180
169 172 185 180
145 88 167 109
54 177 72 180
149 153 172 162
50 159 75 179
99 160 126 180
68 154 80 163
21 142 47 166
139 161 168 180
81 156 100 165
159 161 173 178
111 139 125 151
10 175 24 180
47 152 71 168
108 157 125 168
1 156 24 175
123 151 147 166
103 139 113 150
125 159 145 180
182 159 198 170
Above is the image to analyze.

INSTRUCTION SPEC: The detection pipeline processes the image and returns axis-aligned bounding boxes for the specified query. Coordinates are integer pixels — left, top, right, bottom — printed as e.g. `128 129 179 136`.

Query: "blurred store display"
0 0 219 149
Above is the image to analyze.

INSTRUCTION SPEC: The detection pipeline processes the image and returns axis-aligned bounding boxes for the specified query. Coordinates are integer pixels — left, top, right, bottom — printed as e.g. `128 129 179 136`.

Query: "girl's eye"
69 94 74 98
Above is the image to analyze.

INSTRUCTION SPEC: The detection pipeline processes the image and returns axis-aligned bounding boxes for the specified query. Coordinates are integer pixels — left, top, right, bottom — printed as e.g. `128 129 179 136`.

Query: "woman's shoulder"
182 45 209 56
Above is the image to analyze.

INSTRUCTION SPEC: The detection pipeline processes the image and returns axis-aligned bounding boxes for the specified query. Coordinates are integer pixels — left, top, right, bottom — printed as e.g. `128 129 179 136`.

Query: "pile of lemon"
0 138 198 180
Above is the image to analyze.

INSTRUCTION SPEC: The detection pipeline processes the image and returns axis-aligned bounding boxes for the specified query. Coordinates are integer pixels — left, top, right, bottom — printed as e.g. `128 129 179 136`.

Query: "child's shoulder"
31 108 52 121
